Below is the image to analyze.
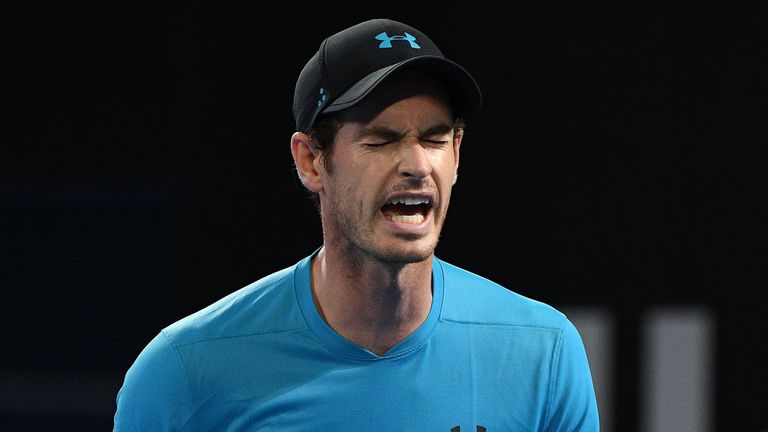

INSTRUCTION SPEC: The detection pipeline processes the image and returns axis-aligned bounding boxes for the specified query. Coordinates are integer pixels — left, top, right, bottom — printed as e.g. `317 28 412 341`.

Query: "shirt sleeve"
544 319 600 431
114 331 196 432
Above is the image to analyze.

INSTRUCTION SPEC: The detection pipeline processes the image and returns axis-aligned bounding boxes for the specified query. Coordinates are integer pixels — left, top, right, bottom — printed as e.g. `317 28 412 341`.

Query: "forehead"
337 70 454 125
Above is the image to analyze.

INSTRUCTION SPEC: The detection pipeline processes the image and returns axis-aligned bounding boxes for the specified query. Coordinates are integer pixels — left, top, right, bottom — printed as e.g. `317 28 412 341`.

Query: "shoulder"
434 258 599 427
162 260 307 347
436 258 569 330
115 259 312 430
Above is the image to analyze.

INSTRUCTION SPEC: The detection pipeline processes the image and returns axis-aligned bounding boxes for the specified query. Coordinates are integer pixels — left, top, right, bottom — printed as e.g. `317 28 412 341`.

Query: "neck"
310 245 434 356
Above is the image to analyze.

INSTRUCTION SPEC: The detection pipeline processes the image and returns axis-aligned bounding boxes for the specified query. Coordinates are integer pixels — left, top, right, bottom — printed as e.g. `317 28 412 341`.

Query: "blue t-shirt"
114 252 599 431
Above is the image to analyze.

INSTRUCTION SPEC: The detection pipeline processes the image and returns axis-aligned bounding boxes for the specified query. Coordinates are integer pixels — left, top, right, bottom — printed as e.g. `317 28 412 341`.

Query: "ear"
452 128 463 185
290 132 324 193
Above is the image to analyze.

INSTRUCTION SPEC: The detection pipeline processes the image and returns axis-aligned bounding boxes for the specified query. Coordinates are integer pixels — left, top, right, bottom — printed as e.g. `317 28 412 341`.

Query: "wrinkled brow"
355 123 454 142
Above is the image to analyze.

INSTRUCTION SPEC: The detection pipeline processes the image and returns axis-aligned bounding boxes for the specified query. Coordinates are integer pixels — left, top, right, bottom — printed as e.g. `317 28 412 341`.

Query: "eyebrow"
420 124 454 137
355 126 403 143
355 123 454 142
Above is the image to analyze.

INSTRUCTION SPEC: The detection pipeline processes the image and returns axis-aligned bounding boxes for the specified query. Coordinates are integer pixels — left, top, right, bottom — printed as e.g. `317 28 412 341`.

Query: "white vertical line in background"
641 306 716 432
560 306 614 432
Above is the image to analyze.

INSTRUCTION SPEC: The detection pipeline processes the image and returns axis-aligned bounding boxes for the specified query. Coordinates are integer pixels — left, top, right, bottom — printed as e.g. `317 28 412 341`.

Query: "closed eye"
361 141 392 148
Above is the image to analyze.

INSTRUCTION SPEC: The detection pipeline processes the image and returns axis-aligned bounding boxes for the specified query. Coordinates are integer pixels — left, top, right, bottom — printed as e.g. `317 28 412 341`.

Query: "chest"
187 325 559 431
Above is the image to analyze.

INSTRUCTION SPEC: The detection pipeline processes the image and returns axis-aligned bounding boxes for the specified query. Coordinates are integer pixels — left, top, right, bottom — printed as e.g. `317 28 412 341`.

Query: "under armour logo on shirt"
374 31 421 49
451 426 487 432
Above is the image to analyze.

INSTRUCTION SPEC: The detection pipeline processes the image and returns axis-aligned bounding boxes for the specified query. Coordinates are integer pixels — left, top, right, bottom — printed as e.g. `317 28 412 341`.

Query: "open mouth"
381 196 432 224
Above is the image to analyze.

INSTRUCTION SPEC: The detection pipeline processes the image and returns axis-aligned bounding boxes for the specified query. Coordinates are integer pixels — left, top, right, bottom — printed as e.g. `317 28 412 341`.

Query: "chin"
377 251 432 265
371 240 437 265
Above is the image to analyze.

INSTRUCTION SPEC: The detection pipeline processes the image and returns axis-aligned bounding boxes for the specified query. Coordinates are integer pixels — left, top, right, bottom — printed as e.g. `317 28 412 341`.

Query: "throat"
311 250 434 354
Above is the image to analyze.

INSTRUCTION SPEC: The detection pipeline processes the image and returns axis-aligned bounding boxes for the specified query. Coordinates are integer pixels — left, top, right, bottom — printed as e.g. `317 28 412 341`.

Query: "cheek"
434 156 459 184
334 171 370 211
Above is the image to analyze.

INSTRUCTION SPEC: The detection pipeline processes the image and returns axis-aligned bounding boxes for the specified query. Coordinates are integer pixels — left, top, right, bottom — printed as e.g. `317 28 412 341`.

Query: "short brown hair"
308 114 344 174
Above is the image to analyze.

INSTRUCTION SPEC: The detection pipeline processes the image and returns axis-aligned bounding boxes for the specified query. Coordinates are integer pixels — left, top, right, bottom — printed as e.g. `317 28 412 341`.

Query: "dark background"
2 2 766 430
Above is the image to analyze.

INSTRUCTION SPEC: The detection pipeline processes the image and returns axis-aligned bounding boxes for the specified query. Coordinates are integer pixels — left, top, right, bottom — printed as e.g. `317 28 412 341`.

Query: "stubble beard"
328 192 445 266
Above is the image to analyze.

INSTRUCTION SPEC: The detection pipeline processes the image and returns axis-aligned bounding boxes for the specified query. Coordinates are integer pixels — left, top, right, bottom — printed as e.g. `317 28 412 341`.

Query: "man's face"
317 78 462 264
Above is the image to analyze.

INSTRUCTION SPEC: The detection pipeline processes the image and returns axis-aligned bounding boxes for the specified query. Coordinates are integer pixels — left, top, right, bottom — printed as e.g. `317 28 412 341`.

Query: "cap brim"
322 55 482 118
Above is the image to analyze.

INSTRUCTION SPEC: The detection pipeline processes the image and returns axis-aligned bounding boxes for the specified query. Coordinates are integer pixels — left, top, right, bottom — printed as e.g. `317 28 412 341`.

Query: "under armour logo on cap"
375 31 421 49
293 19 481 133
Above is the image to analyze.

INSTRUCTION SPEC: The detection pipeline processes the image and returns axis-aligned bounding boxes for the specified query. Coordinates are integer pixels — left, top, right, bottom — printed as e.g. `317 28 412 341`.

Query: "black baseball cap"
293 18 482 132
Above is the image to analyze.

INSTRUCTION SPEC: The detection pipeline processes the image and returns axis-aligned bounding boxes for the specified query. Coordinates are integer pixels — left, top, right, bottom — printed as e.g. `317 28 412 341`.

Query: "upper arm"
114 331 196 432
544 320 600 431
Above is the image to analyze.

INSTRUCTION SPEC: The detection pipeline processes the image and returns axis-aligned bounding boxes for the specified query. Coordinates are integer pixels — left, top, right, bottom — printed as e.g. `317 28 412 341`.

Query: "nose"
397 140 432 179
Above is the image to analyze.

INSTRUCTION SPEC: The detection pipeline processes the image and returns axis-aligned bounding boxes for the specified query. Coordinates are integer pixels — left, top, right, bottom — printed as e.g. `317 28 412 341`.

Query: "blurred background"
2 2 765 431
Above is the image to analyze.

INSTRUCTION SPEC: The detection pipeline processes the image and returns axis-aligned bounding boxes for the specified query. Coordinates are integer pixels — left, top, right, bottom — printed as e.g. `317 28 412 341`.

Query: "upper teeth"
388 197 430 205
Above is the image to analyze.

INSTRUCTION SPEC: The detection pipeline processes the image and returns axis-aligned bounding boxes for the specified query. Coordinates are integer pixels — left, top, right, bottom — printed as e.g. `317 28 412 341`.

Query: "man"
114 19 599 431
